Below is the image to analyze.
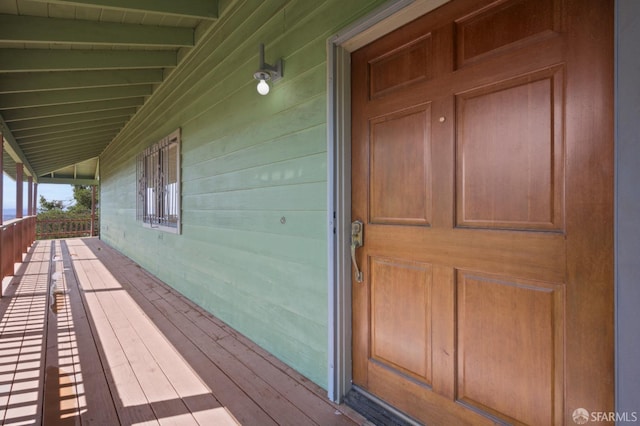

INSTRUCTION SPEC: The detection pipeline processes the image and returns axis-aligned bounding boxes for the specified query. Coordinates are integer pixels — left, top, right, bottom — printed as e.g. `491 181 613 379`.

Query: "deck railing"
36 215 99 240
0 216 37 297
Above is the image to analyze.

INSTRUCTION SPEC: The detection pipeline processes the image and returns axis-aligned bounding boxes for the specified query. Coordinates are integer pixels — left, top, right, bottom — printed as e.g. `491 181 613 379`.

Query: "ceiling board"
0 0 217 183
33 0 219 20
0 69 164 93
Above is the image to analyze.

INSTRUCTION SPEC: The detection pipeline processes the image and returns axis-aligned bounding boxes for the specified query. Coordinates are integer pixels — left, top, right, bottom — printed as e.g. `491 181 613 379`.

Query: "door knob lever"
351 220 364 283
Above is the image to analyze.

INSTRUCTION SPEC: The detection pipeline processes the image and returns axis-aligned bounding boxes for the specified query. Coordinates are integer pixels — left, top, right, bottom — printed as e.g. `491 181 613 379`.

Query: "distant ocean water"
3 208 18 222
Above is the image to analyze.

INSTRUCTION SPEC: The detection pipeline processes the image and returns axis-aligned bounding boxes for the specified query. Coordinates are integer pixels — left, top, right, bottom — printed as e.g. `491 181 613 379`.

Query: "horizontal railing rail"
0 216 37 297
36 216 99 240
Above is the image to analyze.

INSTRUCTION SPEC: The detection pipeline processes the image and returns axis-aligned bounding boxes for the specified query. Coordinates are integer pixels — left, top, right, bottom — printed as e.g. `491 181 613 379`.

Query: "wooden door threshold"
345 386 421 426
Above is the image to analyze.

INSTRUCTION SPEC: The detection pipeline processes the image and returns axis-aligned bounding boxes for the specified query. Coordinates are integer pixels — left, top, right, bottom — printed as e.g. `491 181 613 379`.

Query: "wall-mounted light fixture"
253 43 283 95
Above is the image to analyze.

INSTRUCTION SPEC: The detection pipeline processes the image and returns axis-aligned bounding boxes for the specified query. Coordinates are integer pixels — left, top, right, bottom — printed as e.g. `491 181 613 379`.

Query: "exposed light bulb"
257 79 270 95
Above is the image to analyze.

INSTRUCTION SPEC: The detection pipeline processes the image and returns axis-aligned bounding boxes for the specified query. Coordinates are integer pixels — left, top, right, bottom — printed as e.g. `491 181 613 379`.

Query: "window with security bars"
136 129 181 233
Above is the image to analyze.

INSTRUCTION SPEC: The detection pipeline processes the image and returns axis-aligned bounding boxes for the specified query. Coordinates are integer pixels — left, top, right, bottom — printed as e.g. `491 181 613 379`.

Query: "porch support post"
27 176 33 216
16 163 22 219
0 135 3 224
90 185 97 236
0 134 3 297
33 183 37 215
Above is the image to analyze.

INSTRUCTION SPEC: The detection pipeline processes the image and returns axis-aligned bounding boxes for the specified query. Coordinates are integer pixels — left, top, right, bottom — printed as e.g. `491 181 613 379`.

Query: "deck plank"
151 297 310 425
50 241 84 426
71 246 176 425
75 243 280 426
1 238 367 425
74 249 277 426
1 241 50 426
67 242 160 425
60 240 121 425
80 262 200 426
80 238 364 426
86 244 314 426
65 240 238 426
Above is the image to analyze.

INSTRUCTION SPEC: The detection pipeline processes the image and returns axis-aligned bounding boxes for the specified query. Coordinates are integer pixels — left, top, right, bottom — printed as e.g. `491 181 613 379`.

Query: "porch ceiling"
0 0 218 184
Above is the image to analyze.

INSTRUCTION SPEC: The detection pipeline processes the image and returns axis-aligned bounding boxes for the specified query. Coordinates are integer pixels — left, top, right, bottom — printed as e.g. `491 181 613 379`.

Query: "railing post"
33 183 38 217
3 224 13 280
19 219 27 255
15 222 21 264
16 163 23 219
91 185 97 237
27 176 33 217
23 217 30 253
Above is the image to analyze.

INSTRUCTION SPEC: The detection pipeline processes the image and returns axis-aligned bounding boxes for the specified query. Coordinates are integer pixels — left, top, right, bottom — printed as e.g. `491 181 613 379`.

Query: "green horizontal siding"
99 0 386 389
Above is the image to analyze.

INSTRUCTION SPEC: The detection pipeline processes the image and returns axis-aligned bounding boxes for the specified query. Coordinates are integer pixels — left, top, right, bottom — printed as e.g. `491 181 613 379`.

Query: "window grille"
136 129 181 233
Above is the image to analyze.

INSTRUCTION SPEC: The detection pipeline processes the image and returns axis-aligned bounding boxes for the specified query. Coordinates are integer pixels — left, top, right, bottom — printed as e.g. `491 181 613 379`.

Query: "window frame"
136 128 181 234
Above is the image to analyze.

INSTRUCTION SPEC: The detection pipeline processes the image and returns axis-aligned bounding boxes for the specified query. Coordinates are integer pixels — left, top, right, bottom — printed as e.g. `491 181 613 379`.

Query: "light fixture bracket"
253 43 282 83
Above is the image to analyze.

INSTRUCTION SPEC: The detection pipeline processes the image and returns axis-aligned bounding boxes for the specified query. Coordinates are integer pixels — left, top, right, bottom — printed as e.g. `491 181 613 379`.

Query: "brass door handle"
351 220 364 283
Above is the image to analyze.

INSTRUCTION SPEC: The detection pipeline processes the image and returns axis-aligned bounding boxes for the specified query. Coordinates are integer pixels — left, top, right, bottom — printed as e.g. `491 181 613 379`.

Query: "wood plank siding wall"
99 0 385 389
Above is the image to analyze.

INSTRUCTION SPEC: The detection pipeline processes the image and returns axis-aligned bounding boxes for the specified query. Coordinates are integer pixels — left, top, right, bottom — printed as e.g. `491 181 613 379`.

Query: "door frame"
326 0 450 402
326 0 635 410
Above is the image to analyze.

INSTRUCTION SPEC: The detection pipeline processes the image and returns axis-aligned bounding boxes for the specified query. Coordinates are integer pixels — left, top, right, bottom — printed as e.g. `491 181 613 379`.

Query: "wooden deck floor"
0 238 368 426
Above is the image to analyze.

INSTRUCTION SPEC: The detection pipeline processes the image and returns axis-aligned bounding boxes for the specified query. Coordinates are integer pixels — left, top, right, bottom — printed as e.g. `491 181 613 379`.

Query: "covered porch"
0 0 636 423
0 237 367 425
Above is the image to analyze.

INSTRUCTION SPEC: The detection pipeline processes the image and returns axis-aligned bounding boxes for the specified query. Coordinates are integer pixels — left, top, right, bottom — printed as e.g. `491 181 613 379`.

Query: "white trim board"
615 0 640 416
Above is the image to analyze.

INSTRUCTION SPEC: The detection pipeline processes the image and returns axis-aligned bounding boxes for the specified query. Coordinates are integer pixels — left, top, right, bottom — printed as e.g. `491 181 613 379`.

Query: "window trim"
136 128 181 234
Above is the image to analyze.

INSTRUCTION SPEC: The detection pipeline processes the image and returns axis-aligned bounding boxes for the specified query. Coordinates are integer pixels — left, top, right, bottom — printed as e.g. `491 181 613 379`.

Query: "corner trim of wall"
614 0 640 417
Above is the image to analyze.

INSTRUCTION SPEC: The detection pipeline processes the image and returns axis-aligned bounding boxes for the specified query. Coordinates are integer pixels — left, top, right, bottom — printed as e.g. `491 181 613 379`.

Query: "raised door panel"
456 270 564 425
370 257 432 385
368 34 432 99
370 105 432 226
456 0 561 67
456 67 564 231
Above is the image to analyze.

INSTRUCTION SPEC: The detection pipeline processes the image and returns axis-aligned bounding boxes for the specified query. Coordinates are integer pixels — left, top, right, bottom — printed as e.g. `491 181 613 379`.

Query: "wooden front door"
350 0 613 424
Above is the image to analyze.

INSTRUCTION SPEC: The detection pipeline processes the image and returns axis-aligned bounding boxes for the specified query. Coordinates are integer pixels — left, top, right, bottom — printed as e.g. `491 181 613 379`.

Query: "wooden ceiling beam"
1 97 144 122
0 49 176 73
25 136 112 159
9 108 135 131
20 129 118 148
32 146 106 161
0 114 37 178
0 14 194 47
13 116 126 139
18 123 122 144
32 149 106 172
37 176 98 185
28 0 218 20
0 85 152 109
0 69 164 93
27 149 109 166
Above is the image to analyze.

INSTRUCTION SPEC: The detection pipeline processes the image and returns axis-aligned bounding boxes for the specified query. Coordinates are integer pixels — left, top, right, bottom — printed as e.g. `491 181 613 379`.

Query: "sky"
2 172 74 211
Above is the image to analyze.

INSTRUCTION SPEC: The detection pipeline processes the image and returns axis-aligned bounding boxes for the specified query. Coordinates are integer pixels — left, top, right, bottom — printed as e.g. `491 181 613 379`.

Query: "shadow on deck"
0 238 367 426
